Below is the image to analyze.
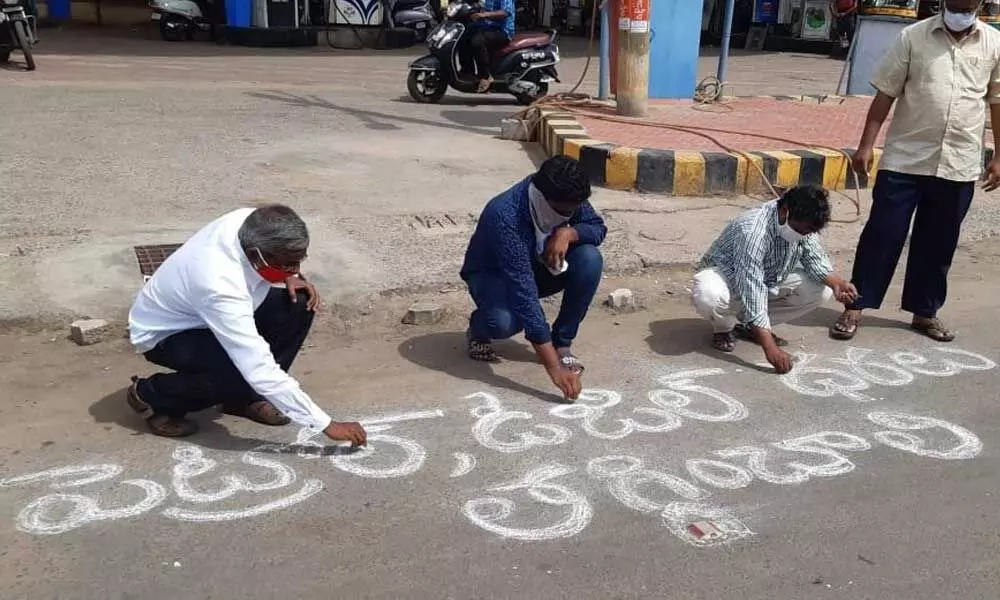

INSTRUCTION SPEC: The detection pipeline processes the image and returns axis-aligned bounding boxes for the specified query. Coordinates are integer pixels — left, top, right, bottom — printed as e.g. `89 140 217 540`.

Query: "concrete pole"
599 0 611 100
616 0 650 117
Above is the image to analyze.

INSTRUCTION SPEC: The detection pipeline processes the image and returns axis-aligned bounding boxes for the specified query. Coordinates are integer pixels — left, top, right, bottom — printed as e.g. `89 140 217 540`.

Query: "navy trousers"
466 244 603 349
136 288 313 418
847 170 974 318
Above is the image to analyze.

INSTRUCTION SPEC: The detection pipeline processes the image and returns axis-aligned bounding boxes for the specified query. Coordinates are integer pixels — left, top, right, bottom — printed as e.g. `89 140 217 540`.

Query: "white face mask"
777 210 805 244
943 7 979 32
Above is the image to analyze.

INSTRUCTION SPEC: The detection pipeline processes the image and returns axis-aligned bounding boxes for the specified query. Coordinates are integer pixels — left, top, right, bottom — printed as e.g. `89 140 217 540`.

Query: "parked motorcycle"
0 0 35 71
406 0 559 105
149 0 214 42
384 0 435 42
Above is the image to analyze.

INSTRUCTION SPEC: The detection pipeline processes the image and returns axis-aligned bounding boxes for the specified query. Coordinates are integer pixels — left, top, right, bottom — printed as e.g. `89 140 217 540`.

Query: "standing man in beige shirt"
831 0 1000 342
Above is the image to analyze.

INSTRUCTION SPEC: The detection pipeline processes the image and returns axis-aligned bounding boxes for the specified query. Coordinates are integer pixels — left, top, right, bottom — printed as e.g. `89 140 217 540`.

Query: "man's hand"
983 157 1000 192
285 275 322 312
852 145 874 175
547 365 582 400
324 421 368 447
544 227 578 270
826 275 860 305
764 346 794 374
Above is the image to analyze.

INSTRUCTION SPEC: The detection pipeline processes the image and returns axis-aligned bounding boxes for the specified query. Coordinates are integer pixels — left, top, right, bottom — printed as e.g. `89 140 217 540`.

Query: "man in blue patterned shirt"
461 156 607 400
468 0 515 91
692 186 858 373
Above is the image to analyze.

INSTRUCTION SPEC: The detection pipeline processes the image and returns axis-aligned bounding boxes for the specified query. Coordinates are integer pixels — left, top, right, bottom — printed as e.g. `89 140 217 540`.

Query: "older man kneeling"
127 204 366 446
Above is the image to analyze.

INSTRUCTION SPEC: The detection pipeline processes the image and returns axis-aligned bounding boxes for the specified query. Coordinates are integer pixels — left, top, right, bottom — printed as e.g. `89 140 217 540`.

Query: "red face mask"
251 248 292 284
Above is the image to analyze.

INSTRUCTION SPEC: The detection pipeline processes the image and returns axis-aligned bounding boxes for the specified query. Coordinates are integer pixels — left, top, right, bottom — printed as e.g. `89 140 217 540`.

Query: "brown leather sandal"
223 400 292 426
830 310 861 341
911 317 955 343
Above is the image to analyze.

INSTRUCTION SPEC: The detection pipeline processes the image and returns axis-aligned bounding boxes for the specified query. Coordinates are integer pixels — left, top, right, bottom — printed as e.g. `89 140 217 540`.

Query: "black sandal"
557 348 585 373
467 331 499 362
911 317 955 343
712 331 736 353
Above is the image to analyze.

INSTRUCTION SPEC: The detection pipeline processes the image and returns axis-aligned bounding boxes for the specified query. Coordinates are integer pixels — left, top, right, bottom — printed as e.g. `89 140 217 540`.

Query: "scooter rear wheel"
514 82 548 106
407 69 447 104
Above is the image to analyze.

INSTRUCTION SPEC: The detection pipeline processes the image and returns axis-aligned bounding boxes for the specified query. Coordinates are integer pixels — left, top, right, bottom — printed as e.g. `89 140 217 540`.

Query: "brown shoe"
223 400 292 426
127 377 199 437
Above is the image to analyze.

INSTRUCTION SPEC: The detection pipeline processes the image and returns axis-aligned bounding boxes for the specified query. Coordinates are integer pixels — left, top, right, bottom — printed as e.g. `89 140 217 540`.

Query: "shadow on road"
89 386 307 453
248 90 511 136
397 331 570 405
645 317 771 374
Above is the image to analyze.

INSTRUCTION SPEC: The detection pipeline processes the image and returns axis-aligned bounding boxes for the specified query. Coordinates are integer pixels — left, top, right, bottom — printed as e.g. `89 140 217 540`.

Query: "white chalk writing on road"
0 346 991 548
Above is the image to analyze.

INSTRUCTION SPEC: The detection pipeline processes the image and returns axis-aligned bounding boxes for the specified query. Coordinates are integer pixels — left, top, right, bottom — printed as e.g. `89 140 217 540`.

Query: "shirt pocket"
957 54 993 94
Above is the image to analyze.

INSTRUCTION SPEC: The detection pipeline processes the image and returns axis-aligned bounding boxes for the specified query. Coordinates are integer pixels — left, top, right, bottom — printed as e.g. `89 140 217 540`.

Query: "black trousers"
847 170 974 318
468 28 509 77
136 288 314 419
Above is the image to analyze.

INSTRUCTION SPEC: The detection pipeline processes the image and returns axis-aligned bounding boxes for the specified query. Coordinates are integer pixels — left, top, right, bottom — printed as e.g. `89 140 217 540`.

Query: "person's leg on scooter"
471 29 508 92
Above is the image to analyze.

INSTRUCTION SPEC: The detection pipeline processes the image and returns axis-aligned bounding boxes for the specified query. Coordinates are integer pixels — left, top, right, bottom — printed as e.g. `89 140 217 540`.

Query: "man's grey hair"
238 204 310 260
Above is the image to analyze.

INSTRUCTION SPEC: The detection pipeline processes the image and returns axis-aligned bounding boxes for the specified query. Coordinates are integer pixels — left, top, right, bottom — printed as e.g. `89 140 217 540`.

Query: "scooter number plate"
415 21 426 28
151 12 161 19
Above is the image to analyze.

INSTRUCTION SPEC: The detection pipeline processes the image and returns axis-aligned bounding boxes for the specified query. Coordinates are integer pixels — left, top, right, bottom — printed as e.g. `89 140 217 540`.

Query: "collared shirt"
871 15 1000 182
476 0 515 39
698 201 833 330
128 208 333 432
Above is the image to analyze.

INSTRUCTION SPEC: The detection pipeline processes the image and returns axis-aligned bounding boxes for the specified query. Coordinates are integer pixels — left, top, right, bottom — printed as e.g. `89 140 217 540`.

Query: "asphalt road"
0 28 851 328
3 28 1000 600
1 241 998 599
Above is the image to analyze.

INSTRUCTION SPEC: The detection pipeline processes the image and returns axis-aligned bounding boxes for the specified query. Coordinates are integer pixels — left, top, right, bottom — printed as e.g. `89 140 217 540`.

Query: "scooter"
149 0 214 41
0 0 35 71
407 1 559 105
384 0 435 42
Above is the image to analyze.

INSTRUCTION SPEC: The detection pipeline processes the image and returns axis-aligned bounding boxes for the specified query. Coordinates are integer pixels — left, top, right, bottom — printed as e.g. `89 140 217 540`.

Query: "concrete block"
605 288 637 312
402 302 444 325
500 118 533 142
70 319 114 346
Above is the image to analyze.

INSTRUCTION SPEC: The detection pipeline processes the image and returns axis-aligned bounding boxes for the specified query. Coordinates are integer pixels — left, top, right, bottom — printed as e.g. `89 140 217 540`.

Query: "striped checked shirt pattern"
698 200 833 330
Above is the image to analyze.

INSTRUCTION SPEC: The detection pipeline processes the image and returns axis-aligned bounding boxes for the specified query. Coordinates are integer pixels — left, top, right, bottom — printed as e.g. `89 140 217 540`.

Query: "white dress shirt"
129 208 333 432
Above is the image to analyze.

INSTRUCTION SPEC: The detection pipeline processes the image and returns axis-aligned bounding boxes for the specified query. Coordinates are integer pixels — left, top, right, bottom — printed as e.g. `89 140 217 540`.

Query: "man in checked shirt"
692 186 859 374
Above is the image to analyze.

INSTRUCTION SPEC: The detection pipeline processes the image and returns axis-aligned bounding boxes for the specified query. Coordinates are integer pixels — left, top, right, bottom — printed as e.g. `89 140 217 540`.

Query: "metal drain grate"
134 244 182 281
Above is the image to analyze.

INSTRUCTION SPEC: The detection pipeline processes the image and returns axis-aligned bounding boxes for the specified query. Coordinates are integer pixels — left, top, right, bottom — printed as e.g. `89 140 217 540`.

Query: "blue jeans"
466 244 603 349
847 170 974 318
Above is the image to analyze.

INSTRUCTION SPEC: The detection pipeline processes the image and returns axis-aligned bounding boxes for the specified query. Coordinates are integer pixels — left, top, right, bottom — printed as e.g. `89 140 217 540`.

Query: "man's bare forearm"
533 341 561 371
859 92 895 149
990 103 1000 151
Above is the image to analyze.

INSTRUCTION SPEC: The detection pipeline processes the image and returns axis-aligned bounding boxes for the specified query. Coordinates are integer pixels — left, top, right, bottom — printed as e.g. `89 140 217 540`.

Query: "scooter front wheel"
12 20 34 71
160 16 187 42
407 69 447 104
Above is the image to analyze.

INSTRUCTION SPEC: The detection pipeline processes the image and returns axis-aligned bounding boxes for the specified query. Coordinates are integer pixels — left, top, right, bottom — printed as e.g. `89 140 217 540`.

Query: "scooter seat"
497 32 551 57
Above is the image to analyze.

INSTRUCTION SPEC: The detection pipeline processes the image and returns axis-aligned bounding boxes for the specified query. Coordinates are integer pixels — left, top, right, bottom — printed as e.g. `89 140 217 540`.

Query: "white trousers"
691 267 833 333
